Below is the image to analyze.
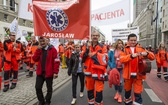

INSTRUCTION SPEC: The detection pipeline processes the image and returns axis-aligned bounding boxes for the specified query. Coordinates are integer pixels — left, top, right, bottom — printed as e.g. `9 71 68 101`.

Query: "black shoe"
157 75 161 79
3 87 9 92
45 103 50 105
19 67 23 70
37 101 45 105
26 71 33 77
10 84 16 89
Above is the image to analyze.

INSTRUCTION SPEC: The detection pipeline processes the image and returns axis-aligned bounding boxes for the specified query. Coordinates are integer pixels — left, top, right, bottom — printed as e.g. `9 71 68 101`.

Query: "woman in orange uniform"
155 42 168 81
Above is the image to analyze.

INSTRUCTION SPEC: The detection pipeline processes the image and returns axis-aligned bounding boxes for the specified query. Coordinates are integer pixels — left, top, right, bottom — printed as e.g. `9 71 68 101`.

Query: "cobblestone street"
0 68 69 105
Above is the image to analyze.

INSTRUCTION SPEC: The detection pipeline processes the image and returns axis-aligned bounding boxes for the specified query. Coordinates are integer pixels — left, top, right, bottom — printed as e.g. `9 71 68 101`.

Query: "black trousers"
35 75 53 104
72 73 85 98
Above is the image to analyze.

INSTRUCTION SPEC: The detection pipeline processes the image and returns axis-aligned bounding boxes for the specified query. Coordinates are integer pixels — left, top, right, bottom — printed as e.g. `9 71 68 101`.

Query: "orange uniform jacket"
120 44 155 79
82 43 108 80
155 49 168 64
65 43 74 59
58 44 64 53
3 40 21 62
0 42 3 57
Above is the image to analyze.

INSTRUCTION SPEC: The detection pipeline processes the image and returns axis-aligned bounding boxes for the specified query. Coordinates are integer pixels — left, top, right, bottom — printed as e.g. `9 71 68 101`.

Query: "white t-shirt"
130 47 135 54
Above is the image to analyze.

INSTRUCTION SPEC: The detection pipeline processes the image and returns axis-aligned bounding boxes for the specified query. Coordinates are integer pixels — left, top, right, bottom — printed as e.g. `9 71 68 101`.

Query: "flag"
91 0 130 26
18 0 33 20
33 0 90 39
9 18 22 39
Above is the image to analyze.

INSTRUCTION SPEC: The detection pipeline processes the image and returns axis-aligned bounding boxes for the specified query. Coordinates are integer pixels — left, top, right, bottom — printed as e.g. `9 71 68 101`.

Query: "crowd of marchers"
0 31 168 105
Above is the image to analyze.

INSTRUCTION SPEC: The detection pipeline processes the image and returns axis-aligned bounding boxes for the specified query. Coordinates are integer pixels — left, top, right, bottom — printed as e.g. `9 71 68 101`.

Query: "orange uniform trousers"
124 78 143 105
156 60 168 80
4 57 19 87
85 76 104 105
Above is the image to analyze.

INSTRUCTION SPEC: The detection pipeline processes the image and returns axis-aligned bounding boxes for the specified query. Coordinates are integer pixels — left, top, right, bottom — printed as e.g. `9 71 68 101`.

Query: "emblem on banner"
46 8 68 32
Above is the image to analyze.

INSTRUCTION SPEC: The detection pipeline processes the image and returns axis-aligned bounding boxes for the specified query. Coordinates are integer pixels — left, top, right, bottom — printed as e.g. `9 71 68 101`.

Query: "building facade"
162 0 168 48
132 0 165 48
0 0 34 42
132 2 153 47
133 0 150 20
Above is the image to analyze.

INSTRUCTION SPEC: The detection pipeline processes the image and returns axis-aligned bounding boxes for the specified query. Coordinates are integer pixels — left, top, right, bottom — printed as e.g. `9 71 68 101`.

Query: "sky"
91 0 133 42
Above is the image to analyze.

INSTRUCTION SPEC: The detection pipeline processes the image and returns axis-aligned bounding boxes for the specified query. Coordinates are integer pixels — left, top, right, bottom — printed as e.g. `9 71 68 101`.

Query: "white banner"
111 26 139 43
50 38 59 50
18 0 33 20
9 18 22 39
91 0 130 26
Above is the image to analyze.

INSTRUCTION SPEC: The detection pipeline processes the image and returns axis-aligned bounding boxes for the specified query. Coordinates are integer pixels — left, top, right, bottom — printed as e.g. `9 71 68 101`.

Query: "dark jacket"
32 45 60 78
68 51 83 75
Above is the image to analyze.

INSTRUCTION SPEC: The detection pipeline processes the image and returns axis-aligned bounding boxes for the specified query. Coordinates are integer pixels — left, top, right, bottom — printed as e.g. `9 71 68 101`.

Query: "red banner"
33 0 90 39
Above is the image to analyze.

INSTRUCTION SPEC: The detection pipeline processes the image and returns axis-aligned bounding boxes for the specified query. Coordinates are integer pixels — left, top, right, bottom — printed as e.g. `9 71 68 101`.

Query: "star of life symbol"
46 8 68 32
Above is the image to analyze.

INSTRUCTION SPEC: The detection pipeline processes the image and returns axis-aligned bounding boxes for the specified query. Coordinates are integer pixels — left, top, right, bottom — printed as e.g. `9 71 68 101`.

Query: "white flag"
18 0 33 20
91 0 130 26
9 18 22 39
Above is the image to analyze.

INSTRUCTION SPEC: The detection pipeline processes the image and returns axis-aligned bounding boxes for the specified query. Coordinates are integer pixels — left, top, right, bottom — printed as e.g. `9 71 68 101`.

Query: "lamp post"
154 0 158 49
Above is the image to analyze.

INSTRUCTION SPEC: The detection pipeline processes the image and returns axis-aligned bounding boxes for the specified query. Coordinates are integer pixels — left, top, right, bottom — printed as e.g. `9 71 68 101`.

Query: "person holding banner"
82 31 107 105
3 33 21 92
33 37 60 105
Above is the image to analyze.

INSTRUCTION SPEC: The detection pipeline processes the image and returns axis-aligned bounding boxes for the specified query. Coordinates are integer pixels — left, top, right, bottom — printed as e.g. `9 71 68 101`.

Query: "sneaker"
71 98 76 105
114 92 119 100
117 94 122 103
80 92 84 98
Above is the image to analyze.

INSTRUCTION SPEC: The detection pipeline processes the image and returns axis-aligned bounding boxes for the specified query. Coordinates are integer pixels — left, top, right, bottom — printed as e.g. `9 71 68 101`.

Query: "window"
163 10 165 17
161 7 162 12
163 22 164 29
10 0 15 11
23 20 26 25
3 0 7 9
4 14 8 21
160 18 162 23
4 27 10 35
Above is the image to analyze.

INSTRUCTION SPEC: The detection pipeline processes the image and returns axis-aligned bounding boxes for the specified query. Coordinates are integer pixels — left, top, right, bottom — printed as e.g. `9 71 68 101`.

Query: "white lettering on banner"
42 32 74 38
91 9 125 20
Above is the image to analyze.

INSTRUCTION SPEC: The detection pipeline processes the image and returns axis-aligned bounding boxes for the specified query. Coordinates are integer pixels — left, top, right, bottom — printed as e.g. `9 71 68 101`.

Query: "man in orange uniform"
58 43 64 63
0 39 3 91
120 34 155 105
26 36 39 77
3 33 21 92
82 31 107 105
64 40 74 67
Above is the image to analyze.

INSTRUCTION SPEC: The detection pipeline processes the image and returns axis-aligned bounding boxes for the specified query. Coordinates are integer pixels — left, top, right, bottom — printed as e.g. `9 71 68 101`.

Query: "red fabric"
130 48 138 73
32 46 60 77
33 0 90 39
108 68 120 88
